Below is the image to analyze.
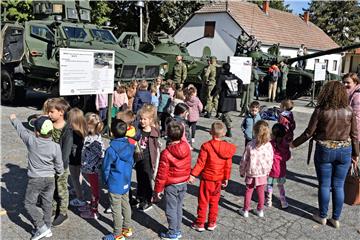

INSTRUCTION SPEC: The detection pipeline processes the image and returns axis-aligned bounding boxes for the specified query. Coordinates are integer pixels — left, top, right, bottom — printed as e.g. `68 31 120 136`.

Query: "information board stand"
306 62 327 108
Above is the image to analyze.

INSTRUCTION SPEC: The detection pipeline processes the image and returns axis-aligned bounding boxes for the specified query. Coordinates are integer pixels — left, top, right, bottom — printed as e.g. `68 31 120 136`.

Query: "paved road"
1 96 360 239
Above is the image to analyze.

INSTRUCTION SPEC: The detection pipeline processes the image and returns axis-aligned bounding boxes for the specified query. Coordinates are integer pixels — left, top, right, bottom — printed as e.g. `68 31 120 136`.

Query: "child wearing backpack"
102 119 135 240
278 99 296 145
133 80 152 113
157 84 172 137
79 113 105 219
153 121 192 239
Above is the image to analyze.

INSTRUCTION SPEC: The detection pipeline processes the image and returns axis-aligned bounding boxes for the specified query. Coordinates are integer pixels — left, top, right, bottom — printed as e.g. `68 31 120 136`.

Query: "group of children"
10 80 296 240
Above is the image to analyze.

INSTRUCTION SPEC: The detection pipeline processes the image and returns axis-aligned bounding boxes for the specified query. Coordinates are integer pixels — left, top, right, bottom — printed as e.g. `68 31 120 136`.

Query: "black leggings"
189 122 197 139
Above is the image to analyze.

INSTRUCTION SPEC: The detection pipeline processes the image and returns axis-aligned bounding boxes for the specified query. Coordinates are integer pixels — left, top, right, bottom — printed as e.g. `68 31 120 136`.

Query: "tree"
249 0 292 13
1 0 33 22
308 0 360 46
90 1 112 26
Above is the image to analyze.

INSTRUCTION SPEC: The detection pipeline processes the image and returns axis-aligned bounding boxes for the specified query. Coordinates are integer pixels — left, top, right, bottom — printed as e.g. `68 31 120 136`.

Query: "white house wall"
174 12 342 75
174 13 241 61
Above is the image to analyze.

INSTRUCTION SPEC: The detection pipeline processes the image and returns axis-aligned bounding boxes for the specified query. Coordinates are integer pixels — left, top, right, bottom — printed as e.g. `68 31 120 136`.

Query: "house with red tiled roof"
173 1 343 74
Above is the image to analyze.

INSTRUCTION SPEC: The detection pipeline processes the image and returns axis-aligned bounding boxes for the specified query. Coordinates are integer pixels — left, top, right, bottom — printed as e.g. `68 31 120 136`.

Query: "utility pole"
136 0 144 42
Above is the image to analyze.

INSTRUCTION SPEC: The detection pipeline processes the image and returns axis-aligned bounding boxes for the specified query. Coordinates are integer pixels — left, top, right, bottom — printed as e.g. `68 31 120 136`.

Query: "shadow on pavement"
286 170 318 188
132 210 167 235
1 163 33 233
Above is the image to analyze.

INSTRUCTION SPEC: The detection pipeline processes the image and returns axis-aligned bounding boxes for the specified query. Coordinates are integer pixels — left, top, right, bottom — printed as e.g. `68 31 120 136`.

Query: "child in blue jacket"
102 119 135 240
241 101 261 147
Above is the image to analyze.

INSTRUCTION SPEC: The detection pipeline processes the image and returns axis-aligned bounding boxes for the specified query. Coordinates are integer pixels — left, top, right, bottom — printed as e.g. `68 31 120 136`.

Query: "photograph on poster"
93 52 113 68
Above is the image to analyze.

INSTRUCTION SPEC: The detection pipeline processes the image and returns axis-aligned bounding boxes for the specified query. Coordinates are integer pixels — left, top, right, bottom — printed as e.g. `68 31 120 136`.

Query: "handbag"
344 163 360 205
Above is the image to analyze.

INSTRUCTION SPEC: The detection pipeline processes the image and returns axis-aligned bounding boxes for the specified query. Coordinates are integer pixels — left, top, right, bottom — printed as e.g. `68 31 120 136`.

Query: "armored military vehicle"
232 32 360 99
1 0 167 105
120 32 210 88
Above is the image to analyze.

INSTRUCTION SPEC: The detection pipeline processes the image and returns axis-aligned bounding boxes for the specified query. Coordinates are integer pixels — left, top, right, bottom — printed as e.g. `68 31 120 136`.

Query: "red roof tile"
196 1 339 50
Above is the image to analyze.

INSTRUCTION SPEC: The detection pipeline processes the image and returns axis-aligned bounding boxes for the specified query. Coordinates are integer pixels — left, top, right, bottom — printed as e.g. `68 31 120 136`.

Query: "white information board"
314 62 327 82
229 56 252 84
60 48 115 96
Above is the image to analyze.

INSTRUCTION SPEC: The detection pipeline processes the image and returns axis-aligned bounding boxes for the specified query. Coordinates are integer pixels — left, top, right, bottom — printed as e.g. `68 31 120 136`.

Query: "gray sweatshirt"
11 118 64 178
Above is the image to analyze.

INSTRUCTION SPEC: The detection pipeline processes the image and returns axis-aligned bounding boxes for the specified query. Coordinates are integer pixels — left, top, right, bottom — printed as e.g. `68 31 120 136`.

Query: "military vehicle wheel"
65 95 95 113
1 70 16 104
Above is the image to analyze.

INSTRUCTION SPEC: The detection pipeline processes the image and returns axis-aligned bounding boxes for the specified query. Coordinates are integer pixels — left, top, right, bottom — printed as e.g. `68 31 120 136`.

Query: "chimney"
303 11 309 24
263 1 269 15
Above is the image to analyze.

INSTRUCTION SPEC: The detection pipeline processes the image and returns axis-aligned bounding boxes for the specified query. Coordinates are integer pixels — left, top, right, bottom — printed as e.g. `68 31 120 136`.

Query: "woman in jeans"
291 81 358 228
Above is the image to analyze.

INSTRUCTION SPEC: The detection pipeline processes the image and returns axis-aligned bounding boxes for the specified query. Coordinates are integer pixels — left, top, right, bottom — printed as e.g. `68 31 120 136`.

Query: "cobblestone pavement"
1 95 360 240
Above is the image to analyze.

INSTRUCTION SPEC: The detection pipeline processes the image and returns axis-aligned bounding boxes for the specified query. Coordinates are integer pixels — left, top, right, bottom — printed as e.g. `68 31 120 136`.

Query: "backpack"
81 140 103 174
224 75 241 98
270 70 279 82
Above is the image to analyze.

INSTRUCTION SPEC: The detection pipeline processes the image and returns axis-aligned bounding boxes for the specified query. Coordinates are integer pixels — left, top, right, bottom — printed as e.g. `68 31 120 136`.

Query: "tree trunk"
143 1 150 42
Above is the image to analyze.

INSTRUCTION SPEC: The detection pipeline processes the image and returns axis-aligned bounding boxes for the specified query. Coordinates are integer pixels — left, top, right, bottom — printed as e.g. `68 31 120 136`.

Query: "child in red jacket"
153 121 192 240
189 121 236 232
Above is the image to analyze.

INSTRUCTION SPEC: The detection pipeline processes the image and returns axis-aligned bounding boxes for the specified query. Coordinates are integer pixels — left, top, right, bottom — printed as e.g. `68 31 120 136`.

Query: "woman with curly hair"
291 80 359 228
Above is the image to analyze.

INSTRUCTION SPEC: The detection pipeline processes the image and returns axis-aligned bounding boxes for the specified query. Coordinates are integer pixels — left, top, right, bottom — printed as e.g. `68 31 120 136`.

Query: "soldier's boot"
226 128 232 138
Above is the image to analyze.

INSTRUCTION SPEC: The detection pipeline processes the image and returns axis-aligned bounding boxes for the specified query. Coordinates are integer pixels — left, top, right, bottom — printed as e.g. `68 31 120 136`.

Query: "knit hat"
34 116 53 135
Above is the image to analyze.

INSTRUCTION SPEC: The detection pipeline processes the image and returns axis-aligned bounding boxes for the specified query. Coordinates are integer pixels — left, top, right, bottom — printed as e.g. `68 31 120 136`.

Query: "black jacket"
212 71 243 113
59 123 74 169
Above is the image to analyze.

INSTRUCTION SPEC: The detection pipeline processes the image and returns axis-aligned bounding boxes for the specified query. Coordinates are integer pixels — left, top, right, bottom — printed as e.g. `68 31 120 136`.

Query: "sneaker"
78 204 91 212
312 214 327 225
138 202 153 212
80 210 99 219
104 207 112 214
254 209 264 218
31 225 51 240
102 233 125 240
329 218 340 229
207 222 217 231
191 223 205 232
52 214 68 227
130 198 140 208
70 198 87 207
122 227 133 237
238 209 249 218
160 231 179 240
176 231 182 238
31 228 52 238
281 201 289 209
191 138 195 143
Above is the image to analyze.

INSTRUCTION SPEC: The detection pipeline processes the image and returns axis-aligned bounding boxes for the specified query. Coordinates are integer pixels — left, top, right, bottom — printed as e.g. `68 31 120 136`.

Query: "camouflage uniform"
53 169 69 216
204 58 218 114
173 61 187 85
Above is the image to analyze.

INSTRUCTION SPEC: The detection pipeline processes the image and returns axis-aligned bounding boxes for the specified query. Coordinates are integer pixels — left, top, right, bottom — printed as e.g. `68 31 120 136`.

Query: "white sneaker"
191 138 195 143
254 209 264 218
238 209 249 218
69 198 86 207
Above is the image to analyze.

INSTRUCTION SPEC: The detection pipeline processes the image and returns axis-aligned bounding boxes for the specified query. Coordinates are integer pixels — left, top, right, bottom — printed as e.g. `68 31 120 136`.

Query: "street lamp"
136 0 144 42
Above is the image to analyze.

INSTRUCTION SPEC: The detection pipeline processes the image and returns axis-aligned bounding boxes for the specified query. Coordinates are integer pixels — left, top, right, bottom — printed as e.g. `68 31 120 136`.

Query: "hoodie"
154 140 192 193
102 138 135 195
191 139 236 181
185 96 203 122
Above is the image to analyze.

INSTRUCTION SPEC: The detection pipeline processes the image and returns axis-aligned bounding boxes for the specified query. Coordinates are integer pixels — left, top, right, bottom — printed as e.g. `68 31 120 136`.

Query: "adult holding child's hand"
292 81 358 229
9 114 16 120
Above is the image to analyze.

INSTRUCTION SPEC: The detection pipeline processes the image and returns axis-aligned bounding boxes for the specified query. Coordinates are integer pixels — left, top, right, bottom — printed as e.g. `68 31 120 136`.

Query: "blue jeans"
314 144 351 220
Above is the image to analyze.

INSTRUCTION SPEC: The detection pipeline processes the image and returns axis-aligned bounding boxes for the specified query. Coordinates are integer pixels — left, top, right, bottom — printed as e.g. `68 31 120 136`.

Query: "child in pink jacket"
184 86 203 143
266 123 291 209
239 120 273 218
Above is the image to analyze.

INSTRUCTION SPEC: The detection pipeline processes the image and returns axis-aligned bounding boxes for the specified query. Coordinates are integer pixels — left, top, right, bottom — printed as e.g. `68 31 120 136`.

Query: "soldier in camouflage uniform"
203 56 218 118
173 55 187 88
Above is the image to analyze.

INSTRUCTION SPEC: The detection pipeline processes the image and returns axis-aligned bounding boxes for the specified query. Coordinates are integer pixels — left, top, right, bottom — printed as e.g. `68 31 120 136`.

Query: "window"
63 26 87 40
66 8 78 20
324 59 329 70
332 60 337 71
204 21 215 38
315 59 319 63
91 29 116 43
30 25 54 42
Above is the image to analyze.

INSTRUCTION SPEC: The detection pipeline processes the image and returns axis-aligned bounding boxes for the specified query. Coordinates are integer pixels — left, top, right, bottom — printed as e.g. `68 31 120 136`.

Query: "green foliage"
90 0 112 26
107 0 207 38
1 0 33 22
308 0 360 46
249 0 292 13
